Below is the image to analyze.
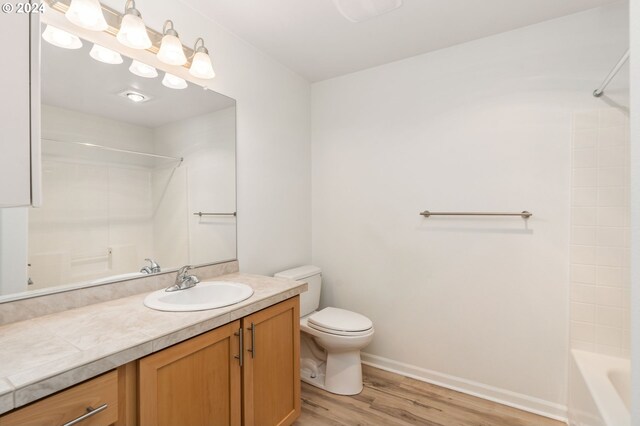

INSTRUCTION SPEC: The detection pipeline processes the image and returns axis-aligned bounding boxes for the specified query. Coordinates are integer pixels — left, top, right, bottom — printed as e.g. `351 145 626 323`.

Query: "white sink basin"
144 281 254 312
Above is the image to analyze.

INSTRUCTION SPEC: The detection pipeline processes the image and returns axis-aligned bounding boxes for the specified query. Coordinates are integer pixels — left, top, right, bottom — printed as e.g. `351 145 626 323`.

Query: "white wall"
629 0 640 424
153 108 236 268
0 208 28 294
311 3 628 419
99 0 312 276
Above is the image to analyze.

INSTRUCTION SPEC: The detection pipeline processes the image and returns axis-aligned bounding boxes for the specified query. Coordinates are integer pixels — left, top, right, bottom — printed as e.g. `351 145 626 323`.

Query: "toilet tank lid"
274 265 321 280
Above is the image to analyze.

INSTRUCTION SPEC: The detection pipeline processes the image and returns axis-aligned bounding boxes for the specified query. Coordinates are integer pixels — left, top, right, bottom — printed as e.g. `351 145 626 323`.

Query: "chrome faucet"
141 258 161 274
166 265 200 292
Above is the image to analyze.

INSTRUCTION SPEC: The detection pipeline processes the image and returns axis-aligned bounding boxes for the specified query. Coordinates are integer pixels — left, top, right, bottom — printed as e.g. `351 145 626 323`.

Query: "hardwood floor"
294 365 564 426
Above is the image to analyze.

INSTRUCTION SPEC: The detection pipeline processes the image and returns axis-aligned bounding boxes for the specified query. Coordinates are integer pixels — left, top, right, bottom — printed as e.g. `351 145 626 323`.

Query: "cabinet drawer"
0 370 118 426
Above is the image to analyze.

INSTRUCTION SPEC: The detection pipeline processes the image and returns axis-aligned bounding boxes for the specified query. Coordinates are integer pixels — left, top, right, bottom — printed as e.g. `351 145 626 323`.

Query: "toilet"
275 265 374 396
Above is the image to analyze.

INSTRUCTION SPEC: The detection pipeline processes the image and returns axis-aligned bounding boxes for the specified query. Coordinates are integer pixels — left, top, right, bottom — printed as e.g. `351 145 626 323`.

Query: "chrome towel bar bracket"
420 211 532 219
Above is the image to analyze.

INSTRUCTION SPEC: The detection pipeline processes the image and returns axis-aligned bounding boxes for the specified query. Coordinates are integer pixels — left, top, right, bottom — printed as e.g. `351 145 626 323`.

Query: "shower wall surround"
570 108 630 357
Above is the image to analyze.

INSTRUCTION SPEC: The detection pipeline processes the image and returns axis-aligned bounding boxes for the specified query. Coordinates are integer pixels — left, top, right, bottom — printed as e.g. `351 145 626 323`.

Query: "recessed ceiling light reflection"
118 89 150 103
126 92 145 102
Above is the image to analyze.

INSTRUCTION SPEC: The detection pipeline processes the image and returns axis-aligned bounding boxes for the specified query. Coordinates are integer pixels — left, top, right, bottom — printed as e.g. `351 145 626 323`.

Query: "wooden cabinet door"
139 321 242 426
243 296 300 426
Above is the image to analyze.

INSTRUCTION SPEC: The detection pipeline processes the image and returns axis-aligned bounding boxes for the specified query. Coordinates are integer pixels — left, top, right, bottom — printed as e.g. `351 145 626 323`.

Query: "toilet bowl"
275 266 374 396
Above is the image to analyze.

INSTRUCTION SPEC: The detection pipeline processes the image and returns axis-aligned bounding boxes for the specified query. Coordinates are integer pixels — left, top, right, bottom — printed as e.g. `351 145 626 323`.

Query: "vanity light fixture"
42 25 83 49
189 38 215 79
116 0 152 50
129 60 158 78
65 0 108 31
162 72 188 90
157 20 187 66
89 44 123 64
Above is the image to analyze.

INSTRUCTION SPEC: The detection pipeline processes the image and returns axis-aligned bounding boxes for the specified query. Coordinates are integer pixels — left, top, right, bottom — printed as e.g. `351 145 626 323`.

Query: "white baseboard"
361 352 568 424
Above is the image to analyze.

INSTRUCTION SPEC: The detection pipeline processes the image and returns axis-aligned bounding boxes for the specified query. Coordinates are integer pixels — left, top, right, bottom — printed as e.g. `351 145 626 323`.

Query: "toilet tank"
274 265 321 317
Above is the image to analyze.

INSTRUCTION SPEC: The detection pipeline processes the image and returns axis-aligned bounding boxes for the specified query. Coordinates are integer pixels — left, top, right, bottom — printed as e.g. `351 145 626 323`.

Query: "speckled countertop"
0 273 307 415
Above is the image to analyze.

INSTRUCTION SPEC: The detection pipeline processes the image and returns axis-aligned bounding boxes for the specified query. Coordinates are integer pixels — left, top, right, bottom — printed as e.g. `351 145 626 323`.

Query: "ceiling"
179 0 622 82
41 34 235 128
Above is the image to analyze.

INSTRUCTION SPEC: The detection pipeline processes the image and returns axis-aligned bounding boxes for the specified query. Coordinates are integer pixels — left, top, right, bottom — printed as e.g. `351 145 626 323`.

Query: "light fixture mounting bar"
44 0 195 67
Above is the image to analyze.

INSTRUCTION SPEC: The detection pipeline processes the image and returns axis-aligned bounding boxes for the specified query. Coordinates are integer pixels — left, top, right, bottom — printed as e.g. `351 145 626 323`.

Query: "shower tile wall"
570 108 630 357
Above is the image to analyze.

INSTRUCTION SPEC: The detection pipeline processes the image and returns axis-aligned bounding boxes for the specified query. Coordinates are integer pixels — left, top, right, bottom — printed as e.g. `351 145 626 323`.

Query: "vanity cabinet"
138 296 300 426
138 321 242 426
0 370 118 426
242 296 300 426
0 297 300 426
0 13 40 207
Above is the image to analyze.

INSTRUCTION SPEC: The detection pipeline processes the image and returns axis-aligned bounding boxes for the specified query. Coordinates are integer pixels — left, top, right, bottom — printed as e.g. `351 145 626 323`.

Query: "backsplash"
570 107 630 357
0 260 239 326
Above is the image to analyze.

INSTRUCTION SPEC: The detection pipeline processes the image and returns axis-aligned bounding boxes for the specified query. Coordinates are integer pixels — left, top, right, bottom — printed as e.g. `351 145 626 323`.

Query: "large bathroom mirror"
0 24 236 300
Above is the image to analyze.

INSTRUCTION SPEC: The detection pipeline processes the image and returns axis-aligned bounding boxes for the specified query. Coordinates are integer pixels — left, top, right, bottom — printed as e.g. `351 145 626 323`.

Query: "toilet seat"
307 307 373 336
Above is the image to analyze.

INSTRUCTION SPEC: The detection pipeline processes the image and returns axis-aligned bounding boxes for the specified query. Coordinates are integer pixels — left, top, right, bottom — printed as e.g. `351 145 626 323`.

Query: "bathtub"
568 349 630 426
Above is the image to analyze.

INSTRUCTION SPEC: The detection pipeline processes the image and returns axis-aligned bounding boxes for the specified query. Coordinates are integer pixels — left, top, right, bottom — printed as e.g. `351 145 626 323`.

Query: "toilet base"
300 350 364 396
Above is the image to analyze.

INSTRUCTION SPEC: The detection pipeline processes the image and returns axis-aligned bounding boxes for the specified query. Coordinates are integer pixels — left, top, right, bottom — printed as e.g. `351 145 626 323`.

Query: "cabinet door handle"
62 403 108 426
248 322 255 358
234 327 243 366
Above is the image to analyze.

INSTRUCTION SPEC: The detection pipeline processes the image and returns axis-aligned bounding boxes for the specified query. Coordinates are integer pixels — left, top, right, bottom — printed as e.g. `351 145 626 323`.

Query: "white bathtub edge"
361 352 568 423
570 349 630 426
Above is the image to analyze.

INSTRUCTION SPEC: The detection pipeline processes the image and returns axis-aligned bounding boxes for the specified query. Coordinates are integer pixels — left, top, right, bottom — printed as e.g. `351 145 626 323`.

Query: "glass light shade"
189 51 215 79
157 34 187 65
116 13 152 49
89 44 123 64
129 60 158 78
162 73 188 90
42 25 83 49
65 0 108 31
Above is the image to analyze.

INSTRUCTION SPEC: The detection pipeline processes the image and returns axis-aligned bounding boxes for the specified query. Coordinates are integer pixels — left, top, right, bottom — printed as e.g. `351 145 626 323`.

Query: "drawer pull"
62 403 108 426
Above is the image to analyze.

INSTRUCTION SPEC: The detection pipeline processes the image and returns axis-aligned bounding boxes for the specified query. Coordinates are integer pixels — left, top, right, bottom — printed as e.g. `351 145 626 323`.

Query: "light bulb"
89 44 123 64
116 1 151 49
162 73 188 90
65 0 108 31
129 60 158 78
157 20 187 66
189 38 215 79
42 25 83 49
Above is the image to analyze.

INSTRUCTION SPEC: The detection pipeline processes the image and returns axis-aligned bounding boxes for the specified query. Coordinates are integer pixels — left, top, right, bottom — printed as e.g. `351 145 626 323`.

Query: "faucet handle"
143 258 161 273
145 258 160 268
177 265 192 278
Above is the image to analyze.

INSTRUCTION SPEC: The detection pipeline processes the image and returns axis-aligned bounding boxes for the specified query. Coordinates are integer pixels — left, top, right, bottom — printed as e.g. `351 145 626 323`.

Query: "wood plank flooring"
294 365 564 426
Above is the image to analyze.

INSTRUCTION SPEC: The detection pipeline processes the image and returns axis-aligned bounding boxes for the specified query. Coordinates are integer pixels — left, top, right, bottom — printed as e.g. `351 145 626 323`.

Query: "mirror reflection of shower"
0 25 237 298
